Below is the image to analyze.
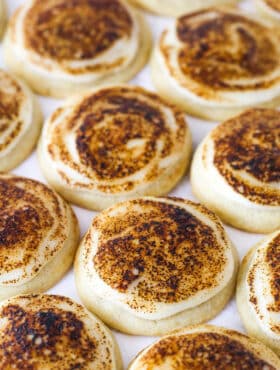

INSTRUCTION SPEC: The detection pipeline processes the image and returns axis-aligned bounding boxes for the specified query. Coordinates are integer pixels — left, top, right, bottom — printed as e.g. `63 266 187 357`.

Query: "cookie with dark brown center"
0 173 79 300
191 108 280 233
151 8 280 120
38 86 192 211
129 325 280 369
4 0 151 98
0 294 122 369
75 197 238 335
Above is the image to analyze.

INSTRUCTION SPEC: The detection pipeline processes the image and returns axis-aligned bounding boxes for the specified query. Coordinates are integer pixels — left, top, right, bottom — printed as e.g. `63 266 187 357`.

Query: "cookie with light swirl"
0 0 6 38
3 0 151 99
0 69 42 172
74 197 238 336
0 174 79 301
129 325 280 369
129 0 239 17
151 8 280 121
191 108 280 233
255 0 280 27
237 230 280 356
38 86 192 211
0 294 122 369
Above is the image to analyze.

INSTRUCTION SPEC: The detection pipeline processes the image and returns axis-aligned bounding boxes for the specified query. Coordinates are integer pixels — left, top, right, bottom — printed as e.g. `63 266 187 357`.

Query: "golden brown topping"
0 70 25 153
160 8 280 98
264 233 280 313
247 231 280 334
139 332 275 369
92 198 228 305
265 0 280 11
212 109 280 205
0 295 110 369
47 86 187 193
0 175 68 284
24 0 132 62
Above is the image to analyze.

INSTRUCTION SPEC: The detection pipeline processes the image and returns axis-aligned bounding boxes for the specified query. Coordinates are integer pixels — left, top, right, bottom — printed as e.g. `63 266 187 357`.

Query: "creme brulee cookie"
151 8 280 120
129 325 280 369
0 173 79 300
191 108 280 233
38 86 192 211
4 0 151 98
75 197 238 336
0 294 122 369
237 230 280 356
0 69 42 171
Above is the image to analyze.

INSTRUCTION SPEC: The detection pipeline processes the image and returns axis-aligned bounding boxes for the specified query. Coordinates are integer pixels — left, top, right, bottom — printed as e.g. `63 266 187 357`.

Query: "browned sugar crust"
265 0 280 12
248 231 280 334
47 86 187 193
23 0 132 69
139 331 276 369
266 233 280 313
91 198 228 308
0 70 25 152
212 109 280 205
0 175 67 284
160 8 280 98
0 295 112 369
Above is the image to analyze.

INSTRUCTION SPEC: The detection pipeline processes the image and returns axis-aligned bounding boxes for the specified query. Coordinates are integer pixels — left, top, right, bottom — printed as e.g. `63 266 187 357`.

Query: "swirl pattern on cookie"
4 0 150 97
79 197 236 320
0 70 26 153
129 325 280 369
246 231 280 339
39 86 191 209
0 294 121 369
211 109 280 206
0 174 74 286
0 69 42 171
155 8 280 106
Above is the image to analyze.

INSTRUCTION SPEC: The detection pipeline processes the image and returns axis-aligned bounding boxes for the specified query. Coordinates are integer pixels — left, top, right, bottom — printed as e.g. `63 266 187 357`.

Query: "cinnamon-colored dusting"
92 198 228 308
0 175 67 284
24 0 132 64
160 8 280 98
0 70 25 152
138 332 275 369
265 0 280 11
0 295 112 369
47 86 187 193
212 108 280 205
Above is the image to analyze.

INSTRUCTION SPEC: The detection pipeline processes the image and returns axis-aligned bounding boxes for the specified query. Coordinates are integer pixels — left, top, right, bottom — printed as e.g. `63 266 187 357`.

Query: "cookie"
38 86 192 210
191 108 280 233
75 197 238 335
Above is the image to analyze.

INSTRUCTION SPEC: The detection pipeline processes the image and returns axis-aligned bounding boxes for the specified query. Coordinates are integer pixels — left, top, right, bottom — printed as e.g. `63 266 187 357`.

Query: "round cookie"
237 230 280 356
3 0 151 98
129 0 239 17
0 69 42 171
255 0 280 27
151 8 280 121
0 0 6 38
38 86 192 211
75 197 238 336
191 108 280 233
0 173 79 301
0 294 122 369
129 325 280 369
